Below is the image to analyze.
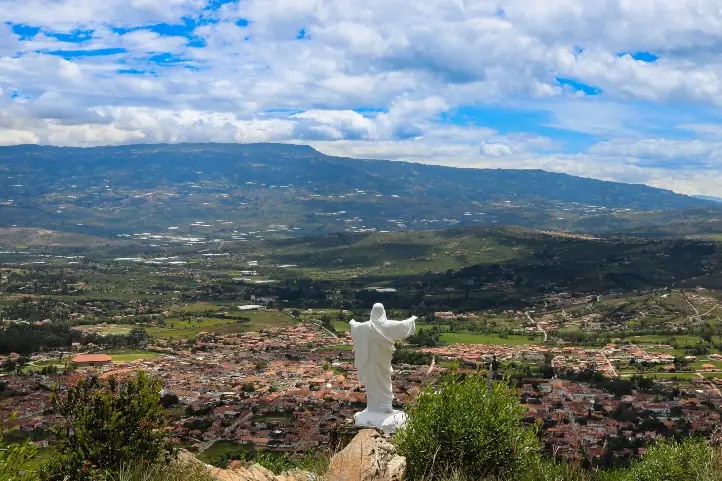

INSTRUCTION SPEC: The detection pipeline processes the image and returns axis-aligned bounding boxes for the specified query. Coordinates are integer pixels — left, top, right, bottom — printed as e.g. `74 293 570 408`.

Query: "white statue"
350 303 417 434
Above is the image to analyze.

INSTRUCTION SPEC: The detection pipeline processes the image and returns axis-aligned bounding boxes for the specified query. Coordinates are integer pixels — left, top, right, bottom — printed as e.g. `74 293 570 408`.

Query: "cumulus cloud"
480 142 514 157
2 0 722 194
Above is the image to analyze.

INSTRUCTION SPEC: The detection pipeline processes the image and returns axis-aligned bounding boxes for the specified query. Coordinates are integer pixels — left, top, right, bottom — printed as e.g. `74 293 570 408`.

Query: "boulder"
175 450 312 481
325 429 407 481
215 463 311 481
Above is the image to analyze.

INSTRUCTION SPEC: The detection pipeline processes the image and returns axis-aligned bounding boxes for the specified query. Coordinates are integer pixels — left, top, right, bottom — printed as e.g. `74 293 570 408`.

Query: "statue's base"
353 408 407 435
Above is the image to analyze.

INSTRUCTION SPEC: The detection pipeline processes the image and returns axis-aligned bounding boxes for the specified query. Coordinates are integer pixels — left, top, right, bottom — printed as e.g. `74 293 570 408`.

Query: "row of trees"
0 322 79 355
0 322 151 356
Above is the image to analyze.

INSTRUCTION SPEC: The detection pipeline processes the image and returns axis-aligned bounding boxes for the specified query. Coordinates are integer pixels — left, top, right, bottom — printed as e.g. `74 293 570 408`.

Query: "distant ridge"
694 195 722 203
0 142 716 237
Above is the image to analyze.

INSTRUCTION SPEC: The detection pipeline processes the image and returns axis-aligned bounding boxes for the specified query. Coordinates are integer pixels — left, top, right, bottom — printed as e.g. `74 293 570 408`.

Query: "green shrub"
395 373 540 480
109 458 218 481
599 438 722 481
256 451 331 477
40 372 174 481
0 415 37 481
523 457 596 481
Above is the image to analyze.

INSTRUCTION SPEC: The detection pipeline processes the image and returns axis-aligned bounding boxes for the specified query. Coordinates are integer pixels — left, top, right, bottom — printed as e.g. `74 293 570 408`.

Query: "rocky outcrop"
178 450 312 481
187 428 407 481
325 429 407 481
213 463 311 481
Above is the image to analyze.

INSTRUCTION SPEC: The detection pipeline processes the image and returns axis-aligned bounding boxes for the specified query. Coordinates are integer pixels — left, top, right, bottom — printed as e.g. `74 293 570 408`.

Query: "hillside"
564 207 722 239
0 143 716 238
5 225 722 309
244 226 722 294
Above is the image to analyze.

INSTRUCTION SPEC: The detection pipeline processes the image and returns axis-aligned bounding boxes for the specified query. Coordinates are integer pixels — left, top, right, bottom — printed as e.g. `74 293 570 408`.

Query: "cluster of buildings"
5 322 722 463
521 377 722 463
420 341 722 379
1 325 432 455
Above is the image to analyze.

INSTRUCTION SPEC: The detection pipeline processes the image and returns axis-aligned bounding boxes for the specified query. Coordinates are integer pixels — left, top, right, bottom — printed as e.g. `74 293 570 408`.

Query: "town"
2 226 722 472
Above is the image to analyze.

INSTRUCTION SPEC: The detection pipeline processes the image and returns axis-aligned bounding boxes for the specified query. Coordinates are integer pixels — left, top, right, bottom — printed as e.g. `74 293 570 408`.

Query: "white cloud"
480 142 514 157
0 0 205 30
3 0 722 195
291 110 377 140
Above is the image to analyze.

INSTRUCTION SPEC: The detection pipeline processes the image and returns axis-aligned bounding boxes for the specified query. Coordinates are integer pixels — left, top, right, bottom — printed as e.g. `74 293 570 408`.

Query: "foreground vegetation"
2 370 722 480
0 417 37 481
397 373 722 481
40 372 173 481
3 223 722 480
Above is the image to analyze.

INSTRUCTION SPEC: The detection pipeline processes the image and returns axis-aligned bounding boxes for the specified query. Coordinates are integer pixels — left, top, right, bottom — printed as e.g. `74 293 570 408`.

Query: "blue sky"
2 0 722 195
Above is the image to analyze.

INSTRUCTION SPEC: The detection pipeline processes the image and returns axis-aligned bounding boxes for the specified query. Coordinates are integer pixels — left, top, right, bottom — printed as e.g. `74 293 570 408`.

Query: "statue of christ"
350 303 417 433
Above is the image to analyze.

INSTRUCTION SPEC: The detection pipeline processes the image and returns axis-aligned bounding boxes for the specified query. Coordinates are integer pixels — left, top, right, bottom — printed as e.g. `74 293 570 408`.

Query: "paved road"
558 388 583 457
427 356 436 375
599 349 618 377
707 378 722 397
681 290 700 316
526 311 547 342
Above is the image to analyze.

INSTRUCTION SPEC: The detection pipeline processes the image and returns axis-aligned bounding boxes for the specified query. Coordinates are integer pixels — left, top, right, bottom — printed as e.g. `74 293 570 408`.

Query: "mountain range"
0 143 718 238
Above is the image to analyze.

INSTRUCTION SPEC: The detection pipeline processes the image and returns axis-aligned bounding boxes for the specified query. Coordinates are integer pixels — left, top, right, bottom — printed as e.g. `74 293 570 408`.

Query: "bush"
109 458 217 481
395 373 540 480
0 415 37 481
523 457 595 481
40 372 174 481
600 437 722 481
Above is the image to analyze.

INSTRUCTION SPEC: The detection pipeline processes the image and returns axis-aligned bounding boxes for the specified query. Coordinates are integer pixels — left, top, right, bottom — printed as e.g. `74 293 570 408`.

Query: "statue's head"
370 303 386 322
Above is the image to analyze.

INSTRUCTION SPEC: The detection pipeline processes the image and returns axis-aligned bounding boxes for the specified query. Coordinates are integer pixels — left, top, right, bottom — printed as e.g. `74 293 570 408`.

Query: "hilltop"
0 143 717 238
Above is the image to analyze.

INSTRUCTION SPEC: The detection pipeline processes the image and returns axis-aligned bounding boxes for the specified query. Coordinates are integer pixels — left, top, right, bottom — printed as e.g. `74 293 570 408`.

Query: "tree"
40 372 173 480
0 415 37 481
396 374 540 480
159 392 180 408
1 359 16 372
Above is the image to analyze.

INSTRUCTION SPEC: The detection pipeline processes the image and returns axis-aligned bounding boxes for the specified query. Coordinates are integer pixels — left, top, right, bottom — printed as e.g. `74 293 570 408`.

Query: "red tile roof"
72 354 112 363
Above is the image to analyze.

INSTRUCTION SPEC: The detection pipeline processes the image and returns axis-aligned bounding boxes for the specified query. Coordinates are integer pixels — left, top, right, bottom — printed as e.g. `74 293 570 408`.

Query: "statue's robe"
349 316 416 413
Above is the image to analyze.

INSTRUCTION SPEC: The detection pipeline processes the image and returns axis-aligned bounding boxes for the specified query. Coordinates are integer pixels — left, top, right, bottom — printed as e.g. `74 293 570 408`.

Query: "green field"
99 348 161 362
31 359 67 368
624 335 712 346
685 362 722 373
319 324 542 346
262 228 526 279
146 310 296 340
440 332 541 345
73 324 132 335
196 441 251 466
331 321 349 332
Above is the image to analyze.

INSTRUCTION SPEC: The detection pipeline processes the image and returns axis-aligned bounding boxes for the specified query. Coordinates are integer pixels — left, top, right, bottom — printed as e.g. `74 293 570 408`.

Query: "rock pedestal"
325 429 407 481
